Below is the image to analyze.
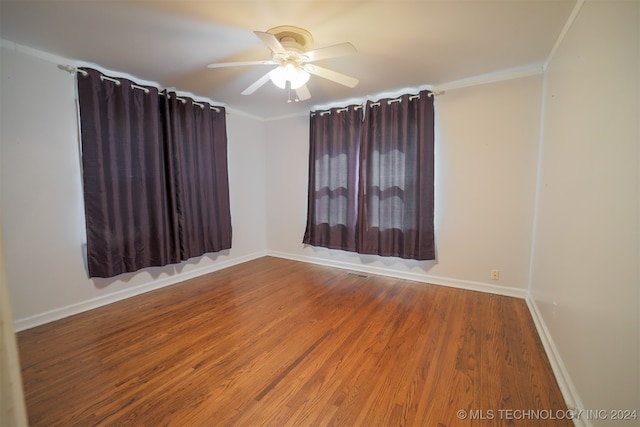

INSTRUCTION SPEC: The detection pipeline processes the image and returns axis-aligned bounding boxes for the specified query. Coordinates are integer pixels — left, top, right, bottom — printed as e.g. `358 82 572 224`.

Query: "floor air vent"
346 272 369 279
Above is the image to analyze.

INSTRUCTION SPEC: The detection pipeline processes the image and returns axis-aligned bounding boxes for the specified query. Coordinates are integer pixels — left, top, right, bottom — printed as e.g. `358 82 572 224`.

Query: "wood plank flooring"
17 257 571 426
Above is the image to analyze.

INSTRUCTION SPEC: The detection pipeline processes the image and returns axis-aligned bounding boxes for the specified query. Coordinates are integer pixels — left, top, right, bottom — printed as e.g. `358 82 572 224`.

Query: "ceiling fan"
207 26 359 102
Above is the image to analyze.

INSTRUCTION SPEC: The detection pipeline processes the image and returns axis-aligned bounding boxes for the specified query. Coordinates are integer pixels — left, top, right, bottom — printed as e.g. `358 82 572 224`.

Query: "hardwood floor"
18 257 571 426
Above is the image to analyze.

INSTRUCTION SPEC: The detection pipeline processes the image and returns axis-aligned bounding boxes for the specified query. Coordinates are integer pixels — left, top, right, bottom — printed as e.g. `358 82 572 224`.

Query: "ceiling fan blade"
208 60 275 68
303 64 359 88
254 31 287 55
241 69 276 95
304 42 357 62
295 85 311 101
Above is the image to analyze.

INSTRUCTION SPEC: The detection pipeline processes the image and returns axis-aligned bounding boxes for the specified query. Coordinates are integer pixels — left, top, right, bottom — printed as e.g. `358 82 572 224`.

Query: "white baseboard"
14 250 268 332
16 248 581 427
266 250 528 299
15 249 527 331
525 298 588 427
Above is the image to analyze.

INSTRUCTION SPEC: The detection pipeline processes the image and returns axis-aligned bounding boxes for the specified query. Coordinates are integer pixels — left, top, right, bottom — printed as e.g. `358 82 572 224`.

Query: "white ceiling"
0 0 576 119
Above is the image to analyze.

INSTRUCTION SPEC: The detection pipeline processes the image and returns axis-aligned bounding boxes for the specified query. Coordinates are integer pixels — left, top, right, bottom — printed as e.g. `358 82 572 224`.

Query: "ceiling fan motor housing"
267 25 314 54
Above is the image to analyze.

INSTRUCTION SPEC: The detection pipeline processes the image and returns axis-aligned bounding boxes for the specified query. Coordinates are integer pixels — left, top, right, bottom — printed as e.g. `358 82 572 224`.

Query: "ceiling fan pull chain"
286 82 300 103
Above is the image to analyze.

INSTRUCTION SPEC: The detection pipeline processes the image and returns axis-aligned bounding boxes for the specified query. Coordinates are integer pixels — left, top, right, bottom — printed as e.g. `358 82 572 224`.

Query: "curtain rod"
58 64 222 112
164 94 220 112
312 90 443 116
369 92 440 107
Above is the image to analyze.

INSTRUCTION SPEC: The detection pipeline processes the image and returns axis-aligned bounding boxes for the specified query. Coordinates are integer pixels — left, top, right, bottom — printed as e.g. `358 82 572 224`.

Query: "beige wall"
265 75 543 294
0 223 28 426
0 44 269 328
530 0 639 424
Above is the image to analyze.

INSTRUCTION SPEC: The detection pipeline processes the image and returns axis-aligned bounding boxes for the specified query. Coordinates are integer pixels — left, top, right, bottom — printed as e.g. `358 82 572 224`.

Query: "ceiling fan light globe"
268 67 288 89
290 70 310 89
282 63 298 81
269 64 310 90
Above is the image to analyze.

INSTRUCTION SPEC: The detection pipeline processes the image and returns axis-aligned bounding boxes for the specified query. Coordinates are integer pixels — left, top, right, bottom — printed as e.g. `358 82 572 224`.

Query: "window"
77 68 231 278
304 90 435 261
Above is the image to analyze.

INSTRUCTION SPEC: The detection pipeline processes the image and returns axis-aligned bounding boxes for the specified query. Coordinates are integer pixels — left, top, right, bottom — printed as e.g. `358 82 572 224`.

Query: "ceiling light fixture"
269 61 310 89
207 25 358 101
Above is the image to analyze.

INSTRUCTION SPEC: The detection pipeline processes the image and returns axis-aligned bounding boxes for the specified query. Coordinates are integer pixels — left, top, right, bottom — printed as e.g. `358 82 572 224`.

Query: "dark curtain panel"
77 69 179 277
163 94 232 260
303 106 363 251
358 90 435 260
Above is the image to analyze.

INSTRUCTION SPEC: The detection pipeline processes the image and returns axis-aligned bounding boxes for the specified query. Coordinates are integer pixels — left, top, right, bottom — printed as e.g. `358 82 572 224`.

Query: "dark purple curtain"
358 91 435 260
303 106 363 251
304 90 435 261
77 69 179 277
77 68 231 278
163 94 232 260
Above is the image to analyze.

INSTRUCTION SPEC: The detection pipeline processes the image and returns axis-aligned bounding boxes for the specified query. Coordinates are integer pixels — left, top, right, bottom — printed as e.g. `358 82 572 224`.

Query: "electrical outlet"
490 270 499 281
